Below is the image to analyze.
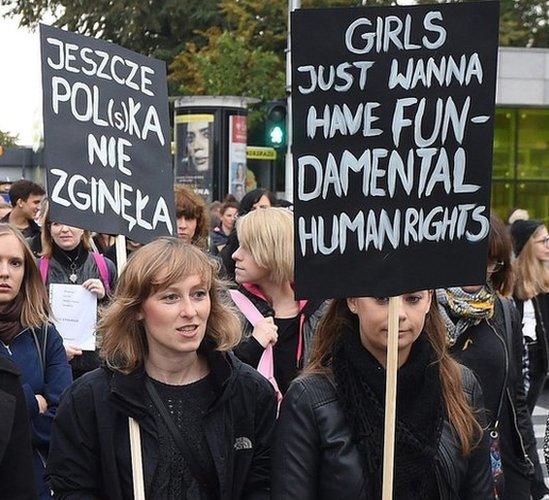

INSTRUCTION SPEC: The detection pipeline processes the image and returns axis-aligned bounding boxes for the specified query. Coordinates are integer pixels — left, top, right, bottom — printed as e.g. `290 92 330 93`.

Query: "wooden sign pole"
115 235 127 276
382 296 400 500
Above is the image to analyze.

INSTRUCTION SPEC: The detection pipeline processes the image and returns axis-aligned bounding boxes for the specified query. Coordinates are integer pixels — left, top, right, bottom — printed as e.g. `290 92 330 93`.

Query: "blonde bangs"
237 207 294 285
100 238 241 373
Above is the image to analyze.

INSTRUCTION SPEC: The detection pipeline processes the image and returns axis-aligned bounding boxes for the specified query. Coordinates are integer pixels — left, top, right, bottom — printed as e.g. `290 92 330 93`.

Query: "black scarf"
52 241 88 270
0 293 24 345
332 324 444 500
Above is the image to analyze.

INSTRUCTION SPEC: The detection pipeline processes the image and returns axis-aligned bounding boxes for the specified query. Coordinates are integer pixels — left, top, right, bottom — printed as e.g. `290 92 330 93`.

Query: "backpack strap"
30 325 48 377
229 289 265 326
499 296 514 364
38 256 50 284
92 252 110 294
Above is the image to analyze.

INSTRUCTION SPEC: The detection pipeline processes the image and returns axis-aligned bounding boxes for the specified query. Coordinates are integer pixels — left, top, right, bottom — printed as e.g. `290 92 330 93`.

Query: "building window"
492 108 548 224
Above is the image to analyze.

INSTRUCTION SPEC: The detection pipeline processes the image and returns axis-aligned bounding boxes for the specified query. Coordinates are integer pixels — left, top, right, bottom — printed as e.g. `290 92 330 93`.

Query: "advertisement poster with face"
175 114 215 200
228 115 248 201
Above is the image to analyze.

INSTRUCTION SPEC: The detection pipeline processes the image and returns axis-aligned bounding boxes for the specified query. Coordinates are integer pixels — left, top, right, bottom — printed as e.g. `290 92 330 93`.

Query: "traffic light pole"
285 0 300 203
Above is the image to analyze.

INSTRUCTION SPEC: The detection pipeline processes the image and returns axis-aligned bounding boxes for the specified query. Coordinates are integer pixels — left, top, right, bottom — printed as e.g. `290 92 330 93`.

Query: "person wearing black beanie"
511 219 549 411
511 219 544 256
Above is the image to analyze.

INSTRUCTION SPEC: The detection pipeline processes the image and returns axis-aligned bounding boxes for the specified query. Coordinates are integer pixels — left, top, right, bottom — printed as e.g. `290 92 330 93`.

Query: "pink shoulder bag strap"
38 256 49 284
92 252 110 294
229 289 283 406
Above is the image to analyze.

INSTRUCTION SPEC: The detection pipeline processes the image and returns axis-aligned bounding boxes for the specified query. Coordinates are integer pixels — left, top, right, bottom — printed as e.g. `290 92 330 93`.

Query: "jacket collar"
107 338 238 418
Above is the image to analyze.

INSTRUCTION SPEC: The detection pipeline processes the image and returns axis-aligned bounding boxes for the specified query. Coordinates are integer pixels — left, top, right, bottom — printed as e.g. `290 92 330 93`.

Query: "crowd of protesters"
0 177 548 499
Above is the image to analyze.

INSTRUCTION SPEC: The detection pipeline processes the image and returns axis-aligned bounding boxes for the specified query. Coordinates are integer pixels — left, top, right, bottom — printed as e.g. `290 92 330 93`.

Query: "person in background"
0 355 37 499
92 233 116 254
104 238 142 270
220 189 277 281
40 205 116 379
0 199 11 219
508 208 530 226
271 291 492 499
231 208 325 395
511 220 549 412
210 201 238 256
0 223 72 499
209 200 222 229
174 184 210 251
46 238 276 499
438 214 545 500
0 179 45 239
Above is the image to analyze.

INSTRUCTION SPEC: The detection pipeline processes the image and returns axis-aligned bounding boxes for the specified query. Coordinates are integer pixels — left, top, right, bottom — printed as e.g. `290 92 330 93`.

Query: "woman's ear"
136 309 144 321
425 290 434 314
347 298 357 314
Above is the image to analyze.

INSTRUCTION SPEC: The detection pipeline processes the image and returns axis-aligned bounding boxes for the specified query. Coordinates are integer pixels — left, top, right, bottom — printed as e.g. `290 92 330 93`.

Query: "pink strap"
92 252 110 294
229 289 282 404
257 345 282 406
38 256 49 284
228 290 264 327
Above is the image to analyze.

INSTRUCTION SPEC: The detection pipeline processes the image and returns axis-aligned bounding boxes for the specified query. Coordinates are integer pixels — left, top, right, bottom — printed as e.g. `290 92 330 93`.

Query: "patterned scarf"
436 285 495 346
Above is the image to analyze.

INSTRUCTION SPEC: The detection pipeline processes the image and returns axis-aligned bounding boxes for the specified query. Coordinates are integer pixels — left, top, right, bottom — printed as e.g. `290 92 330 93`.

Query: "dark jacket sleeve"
271 378 321 500
234 336 265 369
459 367 494 500
508 300 537 475
46 379 102 499
33 325 73 449
242 371 277 500
0 366 37 499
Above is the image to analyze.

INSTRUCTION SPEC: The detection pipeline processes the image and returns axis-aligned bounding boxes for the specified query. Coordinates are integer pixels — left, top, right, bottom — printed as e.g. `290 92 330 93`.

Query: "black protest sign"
291 1 499 300
40 24 175 243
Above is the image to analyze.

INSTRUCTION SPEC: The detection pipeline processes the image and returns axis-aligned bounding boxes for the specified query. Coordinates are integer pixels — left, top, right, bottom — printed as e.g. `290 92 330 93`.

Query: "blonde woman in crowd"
511 220 549 412
231 207 325 395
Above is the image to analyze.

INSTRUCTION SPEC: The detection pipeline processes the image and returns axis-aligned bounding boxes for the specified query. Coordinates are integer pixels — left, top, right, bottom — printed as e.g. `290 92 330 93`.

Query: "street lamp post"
285 0 301 202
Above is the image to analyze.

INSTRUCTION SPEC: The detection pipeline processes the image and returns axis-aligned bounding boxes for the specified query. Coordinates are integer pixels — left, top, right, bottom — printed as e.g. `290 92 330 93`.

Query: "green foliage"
0 130 19 147
1 0 227 61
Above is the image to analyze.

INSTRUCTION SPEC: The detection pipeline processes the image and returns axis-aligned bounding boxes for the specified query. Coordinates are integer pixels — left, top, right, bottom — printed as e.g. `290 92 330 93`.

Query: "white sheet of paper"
49 284 97 351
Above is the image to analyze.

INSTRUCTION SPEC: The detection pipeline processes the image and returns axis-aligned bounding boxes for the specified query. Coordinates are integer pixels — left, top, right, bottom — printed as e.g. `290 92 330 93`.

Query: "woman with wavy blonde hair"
47 237 277 499
272 291 492 499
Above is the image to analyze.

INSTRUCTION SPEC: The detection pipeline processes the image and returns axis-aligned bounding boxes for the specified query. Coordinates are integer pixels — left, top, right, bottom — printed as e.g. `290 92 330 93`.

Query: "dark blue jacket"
0 324 72 498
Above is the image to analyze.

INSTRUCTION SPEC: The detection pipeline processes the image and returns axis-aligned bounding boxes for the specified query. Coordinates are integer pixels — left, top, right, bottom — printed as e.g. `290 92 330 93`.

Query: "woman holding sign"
231 207 326 395
0 223 72 499
46 238 276 499
39 204 116 379
271 290 492 499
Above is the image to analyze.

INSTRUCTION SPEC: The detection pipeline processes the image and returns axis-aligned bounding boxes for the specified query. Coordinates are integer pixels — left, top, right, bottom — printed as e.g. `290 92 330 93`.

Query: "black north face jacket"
46 349 277 499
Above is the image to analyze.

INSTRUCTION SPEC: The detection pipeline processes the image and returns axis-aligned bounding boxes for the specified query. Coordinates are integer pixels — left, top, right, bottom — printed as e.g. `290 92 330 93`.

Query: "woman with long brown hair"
46 238 276 499
0 223 72 499
271 290 491 499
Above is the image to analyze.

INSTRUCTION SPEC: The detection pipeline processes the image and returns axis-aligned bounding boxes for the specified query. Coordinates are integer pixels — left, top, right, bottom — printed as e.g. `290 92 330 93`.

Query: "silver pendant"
69 273 78 283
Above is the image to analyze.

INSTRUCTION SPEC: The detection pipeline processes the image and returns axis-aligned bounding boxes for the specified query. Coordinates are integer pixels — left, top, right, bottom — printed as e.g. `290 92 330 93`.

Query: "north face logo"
234 437 253 450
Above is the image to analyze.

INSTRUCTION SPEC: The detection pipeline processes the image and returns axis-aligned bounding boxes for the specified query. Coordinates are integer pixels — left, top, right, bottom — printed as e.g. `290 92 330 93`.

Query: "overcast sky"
0 7 44 147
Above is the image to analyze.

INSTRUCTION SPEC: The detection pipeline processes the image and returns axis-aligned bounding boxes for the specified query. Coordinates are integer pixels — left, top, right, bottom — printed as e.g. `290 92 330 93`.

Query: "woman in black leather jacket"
438 214 545 500
271 291 492 500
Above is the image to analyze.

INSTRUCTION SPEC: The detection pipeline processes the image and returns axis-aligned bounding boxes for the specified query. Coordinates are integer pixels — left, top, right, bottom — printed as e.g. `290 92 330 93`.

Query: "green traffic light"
269 125 284 145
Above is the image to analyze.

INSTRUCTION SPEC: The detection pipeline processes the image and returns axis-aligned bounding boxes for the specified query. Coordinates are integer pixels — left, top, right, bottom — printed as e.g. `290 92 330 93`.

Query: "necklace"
57 248 80 283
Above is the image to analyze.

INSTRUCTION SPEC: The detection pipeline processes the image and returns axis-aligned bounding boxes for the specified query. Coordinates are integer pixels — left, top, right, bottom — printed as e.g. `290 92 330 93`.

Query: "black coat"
271 366 492 500
515 293 549 373
0 356 37 499
448 298 537 479
46 351 277 500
